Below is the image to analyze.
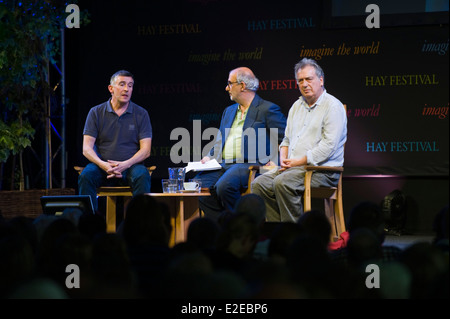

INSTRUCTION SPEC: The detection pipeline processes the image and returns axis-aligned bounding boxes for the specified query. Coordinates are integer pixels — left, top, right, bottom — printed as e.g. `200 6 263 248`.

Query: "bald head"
230 67 259 91
231 67 255 77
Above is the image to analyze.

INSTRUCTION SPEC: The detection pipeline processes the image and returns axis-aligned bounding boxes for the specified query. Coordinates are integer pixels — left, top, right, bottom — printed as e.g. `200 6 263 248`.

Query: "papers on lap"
185 159 222 172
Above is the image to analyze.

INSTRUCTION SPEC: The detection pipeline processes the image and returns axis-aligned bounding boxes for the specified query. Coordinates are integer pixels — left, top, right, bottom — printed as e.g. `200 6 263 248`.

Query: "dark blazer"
209 94 286 165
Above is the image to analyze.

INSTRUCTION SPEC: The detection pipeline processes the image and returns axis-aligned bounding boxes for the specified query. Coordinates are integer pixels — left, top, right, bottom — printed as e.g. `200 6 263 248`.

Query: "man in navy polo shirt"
78 70 152 212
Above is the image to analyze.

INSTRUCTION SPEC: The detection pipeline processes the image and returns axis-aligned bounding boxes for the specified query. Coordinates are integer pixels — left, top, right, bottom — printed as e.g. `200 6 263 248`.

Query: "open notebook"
185 159 222 173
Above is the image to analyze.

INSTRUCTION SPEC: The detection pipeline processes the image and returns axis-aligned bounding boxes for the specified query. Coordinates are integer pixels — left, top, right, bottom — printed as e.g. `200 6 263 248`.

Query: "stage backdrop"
64 0 448 231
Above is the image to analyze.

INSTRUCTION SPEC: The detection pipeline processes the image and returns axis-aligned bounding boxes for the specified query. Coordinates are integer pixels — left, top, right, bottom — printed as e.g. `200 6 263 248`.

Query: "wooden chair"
304 104 346 240
74 165 156 233
241 174 256 195
247 104 347 241
247 164 345 240
303 164 345 241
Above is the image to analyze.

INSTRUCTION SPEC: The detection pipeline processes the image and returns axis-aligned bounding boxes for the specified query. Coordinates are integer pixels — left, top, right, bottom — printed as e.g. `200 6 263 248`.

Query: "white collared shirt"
280 90 347 166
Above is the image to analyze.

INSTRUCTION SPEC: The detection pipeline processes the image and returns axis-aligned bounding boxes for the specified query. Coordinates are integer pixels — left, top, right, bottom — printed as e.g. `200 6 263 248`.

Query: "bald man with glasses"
194 67 287 222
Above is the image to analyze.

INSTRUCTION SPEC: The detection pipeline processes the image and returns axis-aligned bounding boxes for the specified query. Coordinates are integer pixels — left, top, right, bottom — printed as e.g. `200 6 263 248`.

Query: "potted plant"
0 0 87 191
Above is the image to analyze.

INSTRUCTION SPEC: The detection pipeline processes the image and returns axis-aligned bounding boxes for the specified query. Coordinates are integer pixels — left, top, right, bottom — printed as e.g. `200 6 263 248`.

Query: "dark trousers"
195 162 253 222
78 163 151 212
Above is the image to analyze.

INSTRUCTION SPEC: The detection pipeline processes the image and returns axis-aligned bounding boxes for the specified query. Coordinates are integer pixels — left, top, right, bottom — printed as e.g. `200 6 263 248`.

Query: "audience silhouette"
1 197 448 300
329 201 403 268
120 194 172 298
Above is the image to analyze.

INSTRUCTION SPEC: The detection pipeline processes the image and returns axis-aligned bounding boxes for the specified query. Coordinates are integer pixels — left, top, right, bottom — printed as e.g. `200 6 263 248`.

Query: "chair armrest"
74 166 84 175
248 166 260 185
147 166 156 176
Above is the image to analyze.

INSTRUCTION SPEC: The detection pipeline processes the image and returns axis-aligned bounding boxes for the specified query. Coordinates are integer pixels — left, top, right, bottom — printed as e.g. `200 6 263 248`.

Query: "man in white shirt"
251 58 347 222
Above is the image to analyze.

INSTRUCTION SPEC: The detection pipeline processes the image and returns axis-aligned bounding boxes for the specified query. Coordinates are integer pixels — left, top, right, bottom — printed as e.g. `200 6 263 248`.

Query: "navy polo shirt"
83 100 152 161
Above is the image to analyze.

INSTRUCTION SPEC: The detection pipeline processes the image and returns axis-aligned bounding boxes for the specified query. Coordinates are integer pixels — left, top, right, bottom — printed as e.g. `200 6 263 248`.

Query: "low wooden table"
147 190 210 247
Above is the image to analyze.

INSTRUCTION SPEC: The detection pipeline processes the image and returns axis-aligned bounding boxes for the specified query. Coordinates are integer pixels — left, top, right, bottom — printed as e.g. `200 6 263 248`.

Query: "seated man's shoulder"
91 101 109 110
257 97 281 110
323 93 345 108
130 101 149 112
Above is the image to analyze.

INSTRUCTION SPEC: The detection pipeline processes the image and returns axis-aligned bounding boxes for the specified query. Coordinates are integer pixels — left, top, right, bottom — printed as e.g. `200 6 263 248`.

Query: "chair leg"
304 171 313 212
334 177 345 236
324 199 338 240
105 196 117 233
334 197 345 236
123 197 132 220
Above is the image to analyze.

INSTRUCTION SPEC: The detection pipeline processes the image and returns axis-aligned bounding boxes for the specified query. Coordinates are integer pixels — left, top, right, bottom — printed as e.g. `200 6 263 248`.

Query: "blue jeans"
78 163 151 212
194 162 253 221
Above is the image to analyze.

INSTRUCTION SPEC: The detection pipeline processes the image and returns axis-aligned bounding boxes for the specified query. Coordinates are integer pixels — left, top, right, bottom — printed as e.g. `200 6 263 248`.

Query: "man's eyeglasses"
227 81 241 88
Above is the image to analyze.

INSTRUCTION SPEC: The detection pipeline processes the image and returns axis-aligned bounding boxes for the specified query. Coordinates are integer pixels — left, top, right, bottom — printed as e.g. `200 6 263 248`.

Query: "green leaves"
0 1 66 163
0 119 35 163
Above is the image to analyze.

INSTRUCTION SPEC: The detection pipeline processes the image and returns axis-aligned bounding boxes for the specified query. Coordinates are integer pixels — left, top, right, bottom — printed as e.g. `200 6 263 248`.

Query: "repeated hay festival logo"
299 41 381 60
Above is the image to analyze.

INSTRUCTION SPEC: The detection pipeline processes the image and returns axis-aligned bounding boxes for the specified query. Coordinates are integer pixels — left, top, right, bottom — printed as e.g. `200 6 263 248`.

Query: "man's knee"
273 175 291 192
78 171 92 186
215 179 238 198
132 165 149 176
251 173 275 193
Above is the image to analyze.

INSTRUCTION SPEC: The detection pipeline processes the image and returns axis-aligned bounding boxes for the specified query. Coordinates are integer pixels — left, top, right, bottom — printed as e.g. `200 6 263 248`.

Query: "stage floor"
383 234 434 250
